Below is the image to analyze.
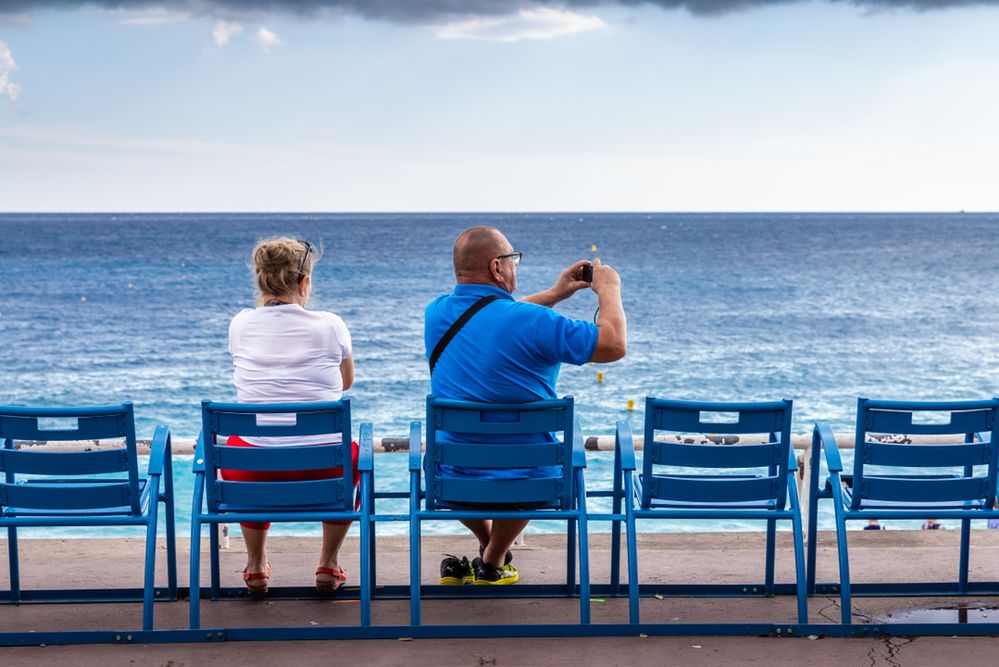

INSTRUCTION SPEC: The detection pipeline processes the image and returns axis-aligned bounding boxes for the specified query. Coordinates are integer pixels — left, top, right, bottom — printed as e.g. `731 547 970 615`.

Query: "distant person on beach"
225 237 357 596
922 518 943 530
864 519 884 531
425 226 627 585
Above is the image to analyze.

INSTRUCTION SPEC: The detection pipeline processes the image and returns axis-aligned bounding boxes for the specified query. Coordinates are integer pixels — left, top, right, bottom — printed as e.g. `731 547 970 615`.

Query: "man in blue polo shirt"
425 226 627 585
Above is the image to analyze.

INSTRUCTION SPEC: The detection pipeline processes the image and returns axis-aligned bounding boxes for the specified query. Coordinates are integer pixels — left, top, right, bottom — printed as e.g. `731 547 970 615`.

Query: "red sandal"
243 563 272 597
315 566 347 593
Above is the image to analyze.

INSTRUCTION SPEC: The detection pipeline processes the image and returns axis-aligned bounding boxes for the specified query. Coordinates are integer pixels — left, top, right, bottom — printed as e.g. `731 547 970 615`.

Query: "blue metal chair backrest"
641 397 794 510
850 398 999 511
0 403 141 515
424 396 575 511
200 400 354 513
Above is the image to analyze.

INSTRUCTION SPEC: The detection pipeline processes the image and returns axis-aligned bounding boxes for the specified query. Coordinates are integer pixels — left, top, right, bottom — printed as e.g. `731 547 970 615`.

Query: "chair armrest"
358 422 374 472
147 425 171 477
408 421 422 472
615 420 636 471
572 418 587 469
813 421 843 472
192 432 206 474
787 442 798 472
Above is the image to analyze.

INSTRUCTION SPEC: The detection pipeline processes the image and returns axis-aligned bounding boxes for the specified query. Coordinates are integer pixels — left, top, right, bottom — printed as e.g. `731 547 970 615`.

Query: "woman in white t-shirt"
225 237 356 596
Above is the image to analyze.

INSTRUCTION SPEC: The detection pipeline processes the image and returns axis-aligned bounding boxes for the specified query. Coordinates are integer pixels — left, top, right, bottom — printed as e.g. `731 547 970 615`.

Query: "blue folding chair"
0 403 177 631
190 400 373 628
612 397 806 624
408 396 591 625
807 398 999 624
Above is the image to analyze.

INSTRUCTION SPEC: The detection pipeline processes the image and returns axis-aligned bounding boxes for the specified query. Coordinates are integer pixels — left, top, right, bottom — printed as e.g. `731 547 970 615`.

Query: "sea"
3 212 999 537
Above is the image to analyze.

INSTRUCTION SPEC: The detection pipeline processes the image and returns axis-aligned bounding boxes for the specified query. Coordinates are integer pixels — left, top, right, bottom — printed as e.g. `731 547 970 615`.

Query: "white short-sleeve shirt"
228 304 352 446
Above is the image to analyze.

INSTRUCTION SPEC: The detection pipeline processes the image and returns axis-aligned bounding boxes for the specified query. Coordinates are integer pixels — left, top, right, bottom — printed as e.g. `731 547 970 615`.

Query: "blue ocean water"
3 213 999 536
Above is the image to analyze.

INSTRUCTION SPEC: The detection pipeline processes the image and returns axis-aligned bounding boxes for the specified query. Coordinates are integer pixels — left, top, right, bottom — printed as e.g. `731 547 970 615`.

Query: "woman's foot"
243 562 272 598
315 565 347 593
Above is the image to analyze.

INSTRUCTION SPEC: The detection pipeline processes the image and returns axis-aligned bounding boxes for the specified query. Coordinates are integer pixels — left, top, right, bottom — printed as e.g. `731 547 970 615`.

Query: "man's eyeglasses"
495 251 522 266
298 239 314 278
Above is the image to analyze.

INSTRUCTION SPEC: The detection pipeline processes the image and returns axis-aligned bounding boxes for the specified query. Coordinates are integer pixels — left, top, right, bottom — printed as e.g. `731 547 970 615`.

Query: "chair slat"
214 444 344 471
0 448 129 475
866 407 994 436
0 414 127 441
651 405 786 435
437 477 563 504
215 479 349 509
1 481 131 511
859 475 990 503
649 442 778 468
864 443 991 467
434 407 567 435
212 410 345 438
647 474 779 504
439 442 563 468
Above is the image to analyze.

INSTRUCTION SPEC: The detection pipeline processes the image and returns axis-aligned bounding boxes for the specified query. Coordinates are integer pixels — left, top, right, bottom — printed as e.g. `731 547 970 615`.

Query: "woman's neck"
261 293 306 307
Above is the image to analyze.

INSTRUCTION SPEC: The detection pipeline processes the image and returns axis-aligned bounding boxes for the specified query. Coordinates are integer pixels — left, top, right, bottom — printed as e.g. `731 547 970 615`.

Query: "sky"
1 0 998 212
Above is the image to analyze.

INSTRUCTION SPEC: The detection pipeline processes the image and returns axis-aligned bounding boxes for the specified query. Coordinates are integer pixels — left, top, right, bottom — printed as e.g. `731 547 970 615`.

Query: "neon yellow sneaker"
472 557 519 585
439 554 474 585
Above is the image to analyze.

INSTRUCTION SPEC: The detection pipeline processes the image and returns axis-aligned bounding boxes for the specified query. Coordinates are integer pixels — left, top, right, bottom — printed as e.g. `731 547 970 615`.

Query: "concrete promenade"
3 530 999 664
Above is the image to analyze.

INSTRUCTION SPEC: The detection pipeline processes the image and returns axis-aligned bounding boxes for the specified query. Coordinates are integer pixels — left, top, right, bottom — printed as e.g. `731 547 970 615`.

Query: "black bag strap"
429 295 502 374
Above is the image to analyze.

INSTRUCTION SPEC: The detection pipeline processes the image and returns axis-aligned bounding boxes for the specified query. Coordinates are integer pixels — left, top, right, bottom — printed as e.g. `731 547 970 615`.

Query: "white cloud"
253 26 282 53
212 20 243 46
1 40 21 102
118 8 192 26
433 7 608 43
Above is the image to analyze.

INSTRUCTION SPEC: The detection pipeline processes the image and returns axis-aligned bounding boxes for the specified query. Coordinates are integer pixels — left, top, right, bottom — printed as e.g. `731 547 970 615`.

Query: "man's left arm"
522 259 592 307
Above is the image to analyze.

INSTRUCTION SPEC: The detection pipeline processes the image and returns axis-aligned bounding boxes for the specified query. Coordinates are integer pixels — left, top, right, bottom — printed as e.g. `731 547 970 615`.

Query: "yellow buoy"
627 399 635 411
591 244 598 252
596 371 604 383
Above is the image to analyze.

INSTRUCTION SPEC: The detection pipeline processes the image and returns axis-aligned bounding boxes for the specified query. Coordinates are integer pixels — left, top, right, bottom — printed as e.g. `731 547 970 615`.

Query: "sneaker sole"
473 577 518 586
473 573 519 586
439 576 474 586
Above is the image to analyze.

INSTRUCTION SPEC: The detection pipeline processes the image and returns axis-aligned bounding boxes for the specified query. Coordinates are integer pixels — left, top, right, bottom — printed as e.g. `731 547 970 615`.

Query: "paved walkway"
3 531 999 664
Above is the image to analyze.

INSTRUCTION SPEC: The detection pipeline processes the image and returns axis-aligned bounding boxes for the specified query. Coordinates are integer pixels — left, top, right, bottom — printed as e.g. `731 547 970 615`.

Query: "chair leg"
360 512 372 626
567 518 577 594
577 515 591 625
142 481 159 631
626 510 639 625
806 486 819 595
834 515 852 625
764 518 776 596
959 517 971 593
163 453 178 598
409 516 421 626
369 519 378 596
190 517 202 629
209 523 221 600
7 526 20 604
791 512 808 623
610 450 623 593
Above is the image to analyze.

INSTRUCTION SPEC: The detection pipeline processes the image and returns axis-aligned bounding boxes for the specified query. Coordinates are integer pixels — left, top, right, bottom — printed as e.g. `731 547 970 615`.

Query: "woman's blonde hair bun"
252 236 321 302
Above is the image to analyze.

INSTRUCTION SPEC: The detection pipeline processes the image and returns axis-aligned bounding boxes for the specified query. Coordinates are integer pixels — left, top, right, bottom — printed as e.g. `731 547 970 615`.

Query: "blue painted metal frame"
409 395 591 625
807 397 999 624
11 620 999 646
189 400 374 628
608 397 807 624
0 403 177 632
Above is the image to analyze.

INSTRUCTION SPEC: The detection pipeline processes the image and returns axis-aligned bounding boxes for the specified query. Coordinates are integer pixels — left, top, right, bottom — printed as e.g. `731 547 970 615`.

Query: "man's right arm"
589 259 627 363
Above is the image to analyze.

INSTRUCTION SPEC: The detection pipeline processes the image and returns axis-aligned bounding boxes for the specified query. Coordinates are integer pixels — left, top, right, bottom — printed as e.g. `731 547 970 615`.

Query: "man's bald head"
453 226 510 280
